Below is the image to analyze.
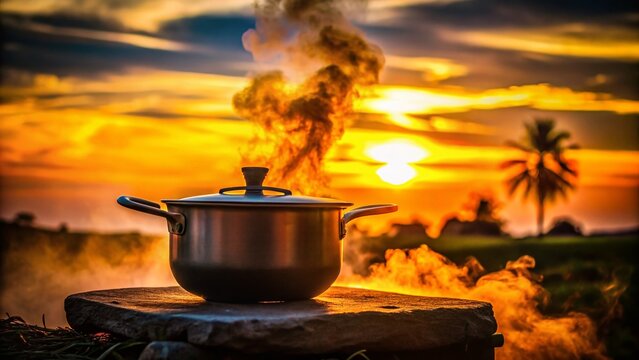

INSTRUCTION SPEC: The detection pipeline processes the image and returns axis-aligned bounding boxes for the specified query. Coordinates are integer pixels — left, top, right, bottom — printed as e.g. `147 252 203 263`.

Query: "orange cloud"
384 55 469 82
2 69 637 235
357 83 639 115
446 24 639 61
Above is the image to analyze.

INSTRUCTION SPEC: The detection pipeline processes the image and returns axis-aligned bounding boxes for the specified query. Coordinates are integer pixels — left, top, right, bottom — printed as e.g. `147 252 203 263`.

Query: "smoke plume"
233 0 383 194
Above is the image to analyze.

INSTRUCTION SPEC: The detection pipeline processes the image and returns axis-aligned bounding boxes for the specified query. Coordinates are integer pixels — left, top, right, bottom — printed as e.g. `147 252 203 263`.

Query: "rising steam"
233 0 383 194
0 223 175 327
337 245 607 359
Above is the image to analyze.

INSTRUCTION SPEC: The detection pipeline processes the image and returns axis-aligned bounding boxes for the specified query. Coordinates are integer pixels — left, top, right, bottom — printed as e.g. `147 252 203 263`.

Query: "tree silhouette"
501 119 578 236
460 192 503 225
13 212 36 227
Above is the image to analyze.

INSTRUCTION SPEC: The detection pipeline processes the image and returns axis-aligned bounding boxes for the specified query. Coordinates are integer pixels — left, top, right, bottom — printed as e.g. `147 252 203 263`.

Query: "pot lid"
162 167 353 208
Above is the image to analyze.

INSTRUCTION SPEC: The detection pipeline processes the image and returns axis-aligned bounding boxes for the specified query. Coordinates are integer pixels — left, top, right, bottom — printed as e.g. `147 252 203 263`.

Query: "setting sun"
365 140 429 185
376 163 417 185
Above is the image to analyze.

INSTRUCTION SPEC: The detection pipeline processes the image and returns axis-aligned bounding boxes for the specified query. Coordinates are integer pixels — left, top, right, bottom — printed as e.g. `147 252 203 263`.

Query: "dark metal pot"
117 167 397 302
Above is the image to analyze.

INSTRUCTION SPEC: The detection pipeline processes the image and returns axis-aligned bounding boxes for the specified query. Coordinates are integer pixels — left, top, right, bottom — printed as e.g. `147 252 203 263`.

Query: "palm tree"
501 119 579 236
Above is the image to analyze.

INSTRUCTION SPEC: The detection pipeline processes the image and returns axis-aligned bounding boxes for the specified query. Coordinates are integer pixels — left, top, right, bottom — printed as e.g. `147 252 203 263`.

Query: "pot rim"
161 197 353 208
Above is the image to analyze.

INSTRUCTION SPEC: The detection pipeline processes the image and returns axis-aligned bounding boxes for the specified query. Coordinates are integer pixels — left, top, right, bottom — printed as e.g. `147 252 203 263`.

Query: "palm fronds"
501 118 578 235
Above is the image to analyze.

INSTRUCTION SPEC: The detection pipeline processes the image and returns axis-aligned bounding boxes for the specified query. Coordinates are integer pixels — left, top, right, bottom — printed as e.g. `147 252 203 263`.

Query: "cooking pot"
117 167 397 302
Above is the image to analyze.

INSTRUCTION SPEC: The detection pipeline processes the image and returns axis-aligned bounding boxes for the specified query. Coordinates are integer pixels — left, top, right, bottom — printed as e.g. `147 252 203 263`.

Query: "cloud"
0 69 250 189
2 69 636 155
361 0 639 97
1 0 254 31
355 112 495 137
378 0 638 30
357 83 639 115
1 18 253 79
158 15 255 51
384 55 468 82
3 17 196 52
4 2 637 102
446 24 639 61
437 107 639 151
586 74 610 87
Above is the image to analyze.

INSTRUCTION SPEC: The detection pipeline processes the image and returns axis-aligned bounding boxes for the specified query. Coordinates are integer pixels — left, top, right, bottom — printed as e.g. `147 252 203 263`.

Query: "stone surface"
139 341 212 360
65 286 497 355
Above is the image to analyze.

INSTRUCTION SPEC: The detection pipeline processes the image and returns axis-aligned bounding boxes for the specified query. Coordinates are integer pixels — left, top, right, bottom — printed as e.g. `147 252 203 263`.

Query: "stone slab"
65 286 497 355
138 340 499 360
139 341 211 360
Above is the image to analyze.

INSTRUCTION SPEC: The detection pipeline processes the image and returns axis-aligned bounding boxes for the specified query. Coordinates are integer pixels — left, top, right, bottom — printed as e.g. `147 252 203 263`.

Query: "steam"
337 245 607 359
233 0 383 194
0 224 175 327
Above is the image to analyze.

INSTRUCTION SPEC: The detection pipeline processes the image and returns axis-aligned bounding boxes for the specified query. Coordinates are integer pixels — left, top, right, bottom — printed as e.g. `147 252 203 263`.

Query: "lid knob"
242 167 269 196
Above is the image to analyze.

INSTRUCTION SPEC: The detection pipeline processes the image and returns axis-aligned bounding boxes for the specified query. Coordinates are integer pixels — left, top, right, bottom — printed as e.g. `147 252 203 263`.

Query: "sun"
365 139 429 185
376 163 417 185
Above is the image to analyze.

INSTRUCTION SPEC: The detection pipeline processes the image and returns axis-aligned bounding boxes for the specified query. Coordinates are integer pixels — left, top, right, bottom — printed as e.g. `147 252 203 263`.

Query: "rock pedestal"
66 286 500 359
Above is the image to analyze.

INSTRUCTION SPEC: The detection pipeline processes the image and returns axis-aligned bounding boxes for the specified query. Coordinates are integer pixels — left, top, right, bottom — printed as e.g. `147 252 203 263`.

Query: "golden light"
449 27 639 61
354 84 639 115
359 87 467 114
376 163 417 185
366 139 429 163
365 139 429 185
384 55 468 82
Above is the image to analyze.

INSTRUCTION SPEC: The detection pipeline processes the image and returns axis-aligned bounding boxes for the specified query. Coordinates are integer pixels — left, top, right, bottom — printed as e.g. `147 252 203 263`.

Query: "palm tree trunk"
536 197 545 237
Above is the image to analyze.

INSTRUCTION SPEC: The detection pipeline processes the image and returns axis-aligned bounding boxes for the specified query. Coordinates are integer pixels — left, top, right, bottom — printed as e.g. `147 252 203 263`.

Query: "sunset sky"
1 0 638 236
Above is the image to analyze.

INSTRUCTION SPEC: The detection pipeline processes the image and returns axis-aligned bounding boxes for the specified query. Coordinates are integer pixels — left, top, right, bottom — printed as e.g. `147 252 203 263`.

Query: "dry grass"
0 315 146 360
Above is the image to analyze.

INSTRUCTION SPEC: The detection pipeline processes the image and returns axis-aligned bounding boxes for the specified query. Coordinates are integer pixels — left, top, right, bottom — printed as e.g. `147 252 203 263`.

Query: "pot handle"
219 167 292 196
219 186 292 196
117 196 186 235
340 204 398 239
